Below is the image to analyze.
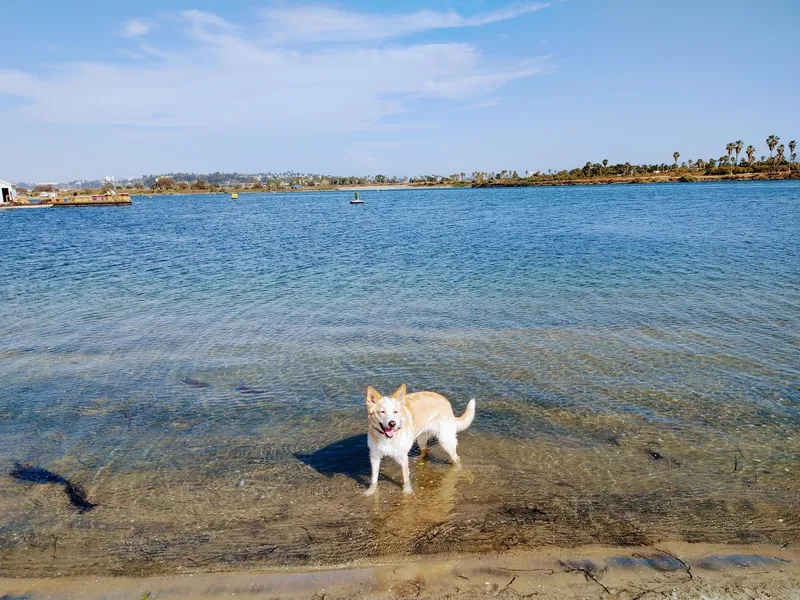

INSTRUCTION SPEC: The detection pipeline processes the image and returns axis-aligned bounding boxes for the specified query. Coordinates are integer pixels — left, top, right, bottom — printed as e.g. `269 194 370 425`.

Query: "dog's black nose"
388 420 396 428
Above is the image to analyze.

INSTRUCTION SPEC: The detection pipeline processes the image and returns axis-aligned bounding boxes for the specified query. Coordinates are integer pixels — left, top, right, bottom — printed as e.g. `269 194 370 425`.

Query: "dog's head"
366 384 406 439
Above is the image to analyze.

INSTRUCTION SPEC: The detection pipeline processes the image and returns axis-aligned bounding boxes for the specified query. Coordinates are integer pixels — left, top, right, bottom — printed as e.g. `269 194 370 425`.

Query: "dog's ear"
365 386 381 406
391 384 407 400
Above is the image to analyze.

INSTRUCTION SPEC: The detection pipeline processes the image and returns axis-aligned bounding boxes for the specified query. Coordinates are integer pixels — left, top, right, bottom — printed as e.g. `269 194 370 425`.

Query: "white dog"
364 384 475 495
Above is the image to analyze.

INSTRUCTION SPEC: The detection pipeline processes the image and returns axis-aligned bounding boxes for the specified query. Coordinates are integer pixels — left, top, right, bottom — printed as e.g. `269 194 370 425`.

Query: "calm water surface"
1 183 798 576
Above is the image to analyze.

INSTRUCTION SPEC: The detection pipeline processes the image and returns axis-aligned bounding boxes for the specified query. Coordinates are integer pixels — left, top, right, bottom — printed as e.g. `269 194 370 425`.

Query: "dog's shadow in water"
295 434 375 486
295 434 442 488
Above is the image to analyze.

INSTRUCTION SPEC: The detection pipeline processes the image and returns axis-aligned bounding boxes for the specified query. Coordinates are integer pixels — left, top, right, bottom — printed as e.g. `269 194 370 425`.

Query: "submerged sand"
2 542 798 599
2 399 798 579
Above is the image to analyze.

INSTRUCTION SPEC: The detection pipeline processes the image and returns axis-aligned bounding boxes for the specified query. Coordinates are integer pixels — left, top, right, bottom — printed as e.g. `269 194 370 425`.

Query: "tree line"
17 134 797 194
472 135 797 184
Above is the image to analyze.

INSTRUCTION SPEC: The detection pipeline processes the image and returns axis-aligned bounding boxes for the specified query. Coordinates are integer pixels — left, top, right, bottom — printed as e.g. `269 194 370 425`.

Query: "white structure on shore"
0 180 17 205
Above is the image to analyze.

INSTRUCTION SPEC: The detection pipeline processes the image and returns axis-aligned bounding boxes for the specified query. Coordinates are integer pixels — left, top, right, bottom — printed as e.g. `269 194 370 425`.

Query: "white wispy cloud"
459 97 502 111
120 18 154 38
262 2 550 43
180 9 236 34
0 5 550 138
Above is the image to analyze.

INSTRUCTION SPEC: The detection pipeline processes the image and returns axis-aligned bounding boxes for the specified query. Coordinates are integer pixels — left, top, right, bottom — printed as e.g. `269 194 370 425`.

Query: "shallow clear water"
1 182 798 576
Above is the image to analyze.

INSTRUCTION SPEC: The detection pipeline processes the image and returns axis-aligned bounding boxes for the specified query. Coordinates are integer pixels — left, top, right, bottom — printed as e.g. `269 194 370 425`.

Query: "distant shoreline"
156 171 798 195
471 171 799 188
13 171 798 202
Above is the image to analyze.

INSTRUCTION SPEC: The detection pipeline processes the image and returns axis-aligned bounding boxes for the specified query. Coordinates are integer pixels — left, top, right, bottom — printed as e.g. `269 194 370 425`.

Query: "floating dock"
51 193 132 207
2 193 134 210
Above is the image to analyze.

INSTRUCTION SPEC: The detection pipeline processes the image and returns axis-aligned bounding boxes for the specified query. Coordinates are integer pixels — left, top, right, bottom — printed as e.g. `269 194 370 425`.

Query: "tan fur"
364 385 475 495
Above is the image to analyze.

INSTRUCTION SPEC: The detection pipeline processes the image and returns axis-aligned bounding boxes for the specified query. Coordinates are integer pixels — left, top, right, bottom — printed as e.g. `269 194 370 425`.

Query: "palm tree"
726 142 735 174
624 162 632 176
734 140 743 166
673 152 680 168
790 140 797 171
766 135 779 158
776 144 785 168
766 135 780 173
746 145 755 165
602 159 608 175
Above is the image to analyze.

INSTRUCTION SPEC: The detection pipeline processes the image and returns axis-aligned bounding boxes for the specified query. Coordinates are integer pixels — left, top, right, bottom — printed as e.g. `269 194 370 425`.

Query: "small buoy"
231 192 239 199
350 191 364 204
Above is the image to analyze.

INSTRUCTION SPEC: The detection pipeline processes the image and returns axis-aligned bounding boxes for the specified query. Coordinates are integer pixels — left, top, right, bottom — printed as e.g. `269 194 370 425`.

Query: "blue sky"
1 0 798 182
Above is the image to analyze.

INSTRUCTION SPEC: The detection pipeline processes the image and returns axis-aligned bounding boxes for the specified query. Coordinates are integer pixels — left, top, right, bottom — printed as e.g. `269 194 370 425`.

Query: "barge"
51 192 132 207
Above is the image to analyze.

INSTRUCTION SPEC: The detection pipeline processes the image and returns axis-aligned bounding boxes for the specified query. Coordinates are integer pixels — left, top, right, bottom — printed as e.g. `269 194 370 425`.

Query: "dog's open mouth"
382 425 395 438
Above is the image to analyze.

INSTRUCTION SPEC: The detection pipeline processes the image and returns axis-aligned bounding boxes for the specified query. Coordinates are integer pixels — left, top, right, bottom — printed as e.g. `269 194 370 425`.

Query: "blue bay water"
0 182 798 575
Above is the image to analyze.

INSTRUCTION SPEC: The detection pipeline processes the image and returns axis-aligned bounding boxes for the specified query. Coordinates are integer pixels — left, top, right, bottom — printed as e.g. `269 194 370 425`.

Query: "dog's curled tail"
456 399 476 432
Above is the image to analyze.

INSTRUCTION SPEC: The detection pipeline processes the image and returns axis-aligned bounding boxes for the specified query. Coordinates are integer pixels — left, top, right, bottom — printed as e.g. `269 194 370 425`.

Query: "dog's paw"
403 485 413 495
364 487 377 497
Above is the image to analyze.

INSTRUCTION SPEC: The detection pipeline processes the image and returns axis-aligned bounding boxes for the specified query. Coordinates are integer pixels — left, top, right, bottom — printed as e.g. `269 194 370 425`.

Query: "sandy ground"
2 542 798 599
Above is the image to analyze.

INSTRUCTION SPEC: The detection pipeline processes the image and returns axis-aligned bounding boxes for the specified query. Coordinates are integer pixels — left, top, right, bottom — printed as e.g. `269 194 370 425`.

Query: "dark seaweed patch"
9 464 66 485
182 377 210 388
64 481 96 511
234 385 265 395
9 463 96 512
645 448 662 461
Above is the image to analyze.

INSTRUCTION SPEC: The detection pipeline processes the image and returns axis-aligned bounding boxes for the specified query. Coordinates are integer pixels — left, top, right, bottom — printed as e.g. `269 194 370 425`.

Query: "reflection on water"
0 183 799 576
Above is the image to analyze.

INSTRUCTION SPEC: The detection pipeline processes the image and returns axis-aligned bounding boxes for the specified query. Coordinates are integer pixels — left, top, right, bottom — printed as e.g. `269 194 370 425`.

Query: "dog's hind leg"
438 425 460 465
416 433 430 459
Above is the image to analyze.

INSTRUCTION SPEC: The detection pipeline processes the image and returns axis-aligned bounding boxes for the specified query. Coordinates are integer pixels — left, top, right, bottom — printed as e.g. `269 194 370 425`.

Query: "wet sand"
3 543 798 599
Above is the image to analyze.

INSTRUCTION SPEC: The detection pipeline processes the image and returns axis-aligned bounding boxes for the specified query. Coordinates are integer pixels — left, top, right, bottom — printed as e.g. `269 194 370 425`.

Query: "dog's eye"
393 410 398 414
379 410 385 414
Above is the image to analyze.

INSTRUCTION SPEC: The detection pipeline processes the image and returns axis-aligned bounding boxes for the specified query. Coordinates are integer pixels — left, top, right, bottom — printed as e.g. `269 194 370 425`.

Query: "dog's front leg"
364 453 381 496
400 455 412 494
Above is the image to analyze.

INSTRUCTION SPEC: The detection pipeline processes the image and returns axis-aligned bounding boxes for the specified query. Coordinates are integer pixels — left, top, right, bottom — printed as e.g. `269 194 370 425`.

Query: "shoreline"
12 172 798 202
470 171 800 188
115 172 800 196
3 542 798 599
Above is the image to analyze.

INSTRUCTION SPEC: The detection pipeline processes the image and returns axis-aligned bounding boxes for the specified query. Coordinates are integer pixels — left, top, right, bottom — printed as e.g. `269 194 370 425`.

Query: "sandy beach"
3 542 798 599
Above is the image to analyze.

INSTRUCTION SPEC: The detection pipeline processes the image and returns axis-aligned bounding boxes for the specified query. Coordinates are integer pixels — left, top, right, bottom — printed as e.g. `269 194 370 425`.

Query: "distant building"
0 180 17 204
